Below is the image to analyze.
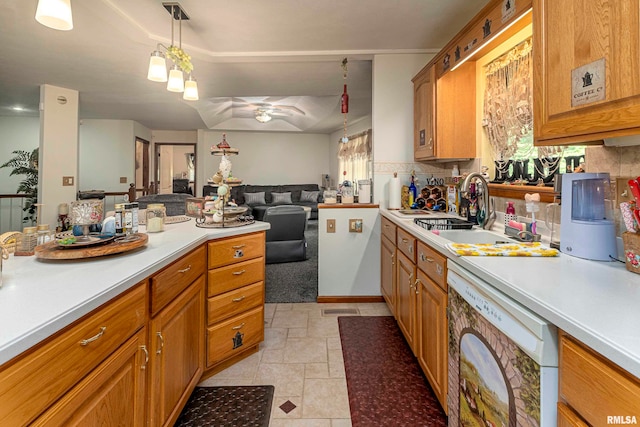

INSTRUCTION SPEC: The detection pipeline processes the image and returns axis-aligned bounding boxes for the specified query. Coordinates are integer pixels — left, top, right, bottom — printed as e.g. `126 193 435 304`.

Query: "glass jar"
18 226 38 255
36 224 52 246
146 204 166 233
323 190 337 204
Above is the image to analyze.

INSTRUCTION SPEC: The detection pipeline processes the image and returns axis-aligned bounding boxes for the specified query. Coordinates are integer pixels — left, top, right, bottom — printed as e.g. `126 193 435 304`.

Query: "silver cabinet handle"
232 296 246 302
156 332 164 355
391 252 395 266
232 244 246 249
232 269 246 275
409 245 413 254
140 345 149 370
232 323 245 330
436 264 443 276
401 238 409 243
79 326 106 346
178 265 192 273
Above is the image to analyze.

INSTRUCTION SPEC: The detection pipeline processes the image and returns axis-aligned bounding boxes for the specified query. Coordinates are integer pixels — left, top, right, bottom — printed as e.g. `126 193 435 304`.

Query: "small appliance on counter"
560 172 617 261
357 179 371 203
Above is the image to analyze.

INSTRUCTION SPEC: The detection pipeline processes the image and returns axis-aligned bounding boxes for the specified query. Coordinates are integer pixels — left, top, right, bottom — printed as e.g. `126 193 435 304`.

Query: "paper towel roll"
388 173 401 209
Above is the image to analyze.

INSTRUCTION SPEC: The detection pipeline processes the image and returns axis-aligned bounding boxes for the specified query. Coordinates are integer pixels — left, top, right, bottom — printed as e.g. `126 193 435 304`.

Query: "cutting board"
35 233 148 260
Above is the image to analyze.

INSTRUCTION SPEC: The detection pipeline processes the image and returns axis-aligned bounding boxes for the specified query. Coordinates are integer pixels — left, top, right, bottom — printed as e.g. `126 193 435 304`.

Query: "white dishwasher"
446 262 558 427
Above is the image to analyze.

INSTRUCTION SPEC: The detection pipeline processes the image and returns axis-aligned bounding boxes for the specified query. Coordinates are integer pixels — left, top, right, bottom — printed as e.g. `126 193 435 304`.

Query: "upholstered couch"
203 184 323 220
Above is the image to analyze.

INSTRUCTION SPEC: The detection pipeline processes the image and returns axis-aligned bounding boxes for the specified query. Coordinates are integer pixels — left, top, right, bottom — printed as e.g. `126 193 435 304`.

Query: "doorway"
154 143 197 195
135 137 150 198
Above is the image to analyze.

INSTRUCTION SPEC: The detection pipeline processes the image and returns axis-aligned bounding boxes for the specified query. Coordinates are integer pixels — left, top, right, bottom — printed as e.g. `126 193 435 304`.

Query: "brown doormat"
174 385 274 427
338 316 446 427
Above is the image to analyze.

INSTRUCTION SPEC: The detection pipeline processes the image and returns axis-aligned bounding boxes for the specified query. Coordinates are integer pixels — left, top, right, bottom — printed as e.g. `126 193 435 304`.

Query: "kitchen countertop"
381 209 640 379
0 220 269 365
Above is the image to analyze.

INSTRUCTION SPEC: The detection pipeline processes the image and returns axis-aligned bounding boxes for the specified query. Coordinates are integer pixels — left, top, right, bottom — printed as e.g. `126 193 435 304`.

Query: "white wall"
328 116 373 188
318 207 381 296
198 131 331 194
0 117 40 194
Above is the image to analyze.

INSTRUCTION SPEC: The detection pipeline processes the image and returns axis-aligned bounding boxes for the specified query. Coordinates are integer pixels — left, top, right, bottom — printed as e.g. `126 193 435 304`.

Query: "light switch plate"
62 176 74 186
120 177 127 184
327 219 336 233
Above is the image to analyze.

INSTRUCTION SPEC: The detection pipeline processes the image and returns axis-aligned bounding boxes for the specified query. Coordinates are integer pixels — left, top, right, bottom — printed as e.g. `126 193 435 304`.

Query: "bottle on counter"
131 202 139 234
36 224 52 246
123 203 133 235
146 204 166 233
504 201 517 227
114 203 124 235
467 182 478 224
409 174 418 208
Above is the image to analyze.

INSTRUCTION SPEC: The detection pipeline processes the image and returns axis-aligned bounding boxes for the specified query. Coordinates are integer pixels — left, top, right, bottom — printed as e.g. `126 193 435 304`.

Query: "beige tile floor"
199 302 392 427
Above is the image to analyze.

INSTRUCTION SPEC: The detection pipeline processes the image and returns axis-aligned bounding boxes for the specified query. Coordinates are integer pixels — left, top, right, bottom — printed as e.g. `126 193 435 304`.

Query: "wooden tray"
35 233 148 260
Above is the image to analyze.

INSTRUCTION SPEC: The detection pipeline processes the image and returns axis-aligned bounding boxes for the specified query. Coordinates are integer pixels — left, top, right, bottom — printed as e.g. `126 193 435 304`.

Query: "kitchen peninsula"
0 220 268 426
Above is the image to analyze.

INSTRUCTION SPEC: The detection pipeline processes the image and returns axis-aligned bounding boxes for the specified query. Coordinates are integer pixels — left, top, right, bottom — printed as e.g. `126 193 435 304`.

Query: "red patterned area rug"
174 385 274 427
338 316 447 427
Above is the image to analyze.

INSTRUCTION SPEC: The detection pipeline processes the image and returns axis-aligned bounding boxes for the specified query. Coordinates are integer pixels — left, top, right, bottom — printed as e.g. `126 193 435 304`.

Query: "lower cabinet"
396 250 416 352
380 234 396 316
148 277 205 427
32 328 148 426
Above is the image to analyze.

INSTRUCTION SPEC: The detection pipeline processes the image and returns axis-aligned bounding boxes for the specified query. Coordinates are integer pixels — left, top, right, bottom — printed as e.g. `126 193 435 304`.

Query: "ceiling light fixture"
255 109 273 123
147 2 199 101
35 0 73 31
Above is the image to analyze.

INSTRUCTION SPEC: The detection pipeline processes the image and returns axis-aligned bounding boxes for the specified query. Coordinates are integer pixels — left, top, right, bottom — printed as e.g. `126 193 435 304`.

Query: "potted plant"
0 148 39 224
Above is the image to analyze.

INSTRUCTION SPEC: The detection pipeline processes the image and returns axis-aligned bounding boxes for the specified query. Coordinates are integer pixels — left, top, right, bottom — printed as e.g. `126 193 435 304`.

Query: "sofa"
203 184 323 220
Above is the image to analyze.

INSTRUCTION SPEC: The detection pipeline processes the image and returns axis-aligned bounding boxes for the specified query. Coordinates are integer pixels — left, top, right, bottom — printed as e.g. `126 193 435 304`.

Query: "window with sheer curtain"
337 130 372 185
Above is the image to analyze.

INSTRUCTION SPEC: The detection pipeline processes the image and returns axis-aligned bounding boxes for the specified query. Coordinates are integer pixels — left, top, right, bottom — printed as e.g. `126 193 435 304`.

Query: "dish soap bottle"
505 201 517 227
408 172 418 208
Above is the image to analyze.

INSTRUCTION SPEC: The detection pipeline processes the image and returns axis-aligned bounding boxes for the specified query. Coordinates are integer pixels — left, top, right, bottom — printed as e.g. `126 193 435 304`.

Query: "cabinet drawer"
0 282 148 427
208 257 264 297
208 232 265 269
151 245 205 316
207 306 264 367
381 216 396 244
208 281 264 325
416 241 447 290
560 333 640 426
397 227 416 262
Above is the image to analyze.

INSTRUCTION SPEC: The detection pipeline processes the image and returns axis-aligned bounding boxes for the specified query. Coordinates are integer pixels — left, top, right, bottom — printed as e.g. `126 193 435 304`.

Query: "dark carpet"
174 385 274 427
338 316 447 427
265 219 318 303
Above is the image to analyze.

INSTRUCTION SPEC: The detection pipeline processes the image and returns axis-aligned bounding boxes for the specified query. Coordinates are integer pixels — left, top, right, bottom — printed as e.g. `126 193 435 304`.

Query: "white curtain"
337 130 372 185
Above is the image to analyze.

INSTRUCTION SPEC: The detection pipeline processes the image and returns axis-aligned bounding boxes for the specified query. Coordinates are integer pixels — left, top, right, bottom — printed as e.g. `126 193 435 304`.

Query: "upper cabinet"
413 0 532 161
533 0 640 145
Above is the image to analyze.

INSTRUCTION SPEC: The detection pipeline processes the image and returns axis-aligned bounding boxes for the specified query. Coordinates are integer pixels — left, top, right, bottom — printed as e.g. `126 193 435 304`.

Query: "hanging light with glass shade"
340 58 349 143
146 3 199 101
35 0 73 31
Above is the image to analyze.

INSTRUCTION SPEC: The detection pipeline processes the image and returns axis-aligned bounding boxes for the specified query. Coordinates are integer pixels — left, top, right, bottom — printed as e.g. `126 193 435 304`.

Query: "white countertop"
0 220 269 365
381 209 640 379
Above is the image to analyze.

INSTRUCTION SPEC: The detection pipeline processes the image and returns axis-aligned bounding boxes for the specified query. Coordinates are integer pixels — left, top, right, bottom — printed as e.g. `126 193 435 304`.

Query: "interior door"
158 145 174 194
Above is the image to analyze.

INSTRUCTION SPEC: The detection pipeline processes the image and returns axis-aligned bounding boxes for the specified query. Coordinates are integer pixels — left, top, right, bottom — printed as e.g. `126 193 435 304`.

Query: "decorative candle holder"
70 200 104 241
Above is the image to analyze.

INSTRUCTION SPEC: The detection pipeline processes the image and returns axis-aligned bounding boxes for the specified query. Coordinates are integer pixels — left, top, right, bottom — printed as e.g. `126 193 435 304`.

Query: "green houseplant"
0 148 39 224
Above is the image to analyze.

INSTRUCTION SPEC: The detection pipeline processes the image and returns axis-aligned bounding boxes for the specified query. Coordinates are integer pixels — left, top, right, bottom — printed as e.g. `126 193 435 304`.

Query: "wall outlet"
120 177 127 184
62 176 74 186
349 219 363 233
326 219 336 233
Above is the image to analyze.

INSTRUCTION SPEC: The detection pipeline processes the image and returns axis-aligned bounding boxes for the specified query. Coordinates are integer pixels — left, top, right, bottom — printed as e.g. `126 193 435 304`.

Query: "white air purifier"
358 179 371 204
560 173 617 261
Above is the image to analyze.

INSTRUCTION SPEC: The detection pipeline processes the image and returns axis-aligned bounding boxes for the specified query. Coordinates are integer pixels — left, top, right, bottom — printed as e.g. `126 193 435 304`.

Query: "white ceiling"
0 0 489 133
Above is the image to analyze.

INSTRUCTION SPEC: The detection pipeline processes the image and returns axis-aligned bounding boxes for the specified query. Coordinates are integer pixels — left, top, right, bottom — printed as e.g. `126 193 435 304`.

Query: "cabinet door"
414 66 436 160
149 276 205 427
396 251 416 351
534 0 640 145
32 328 148 427
557 402 589 427
381 235 396 315
416 269 448 414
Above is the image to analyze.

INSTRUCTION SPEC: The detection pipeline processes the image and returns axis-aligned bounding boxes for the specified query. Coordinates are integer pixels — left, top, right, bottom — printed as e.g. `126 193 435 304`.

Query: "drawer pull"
178 265 192 273
140 345 149 370
408 272 414 288
232 269 246 275
409 245 413 254
414 279 422 295
401 238 409 243
391 252 395 266
232 296 246 302
232 322 246 330
79 326 106 346
156 332 164 355
419 252 434 263
232 244 246 249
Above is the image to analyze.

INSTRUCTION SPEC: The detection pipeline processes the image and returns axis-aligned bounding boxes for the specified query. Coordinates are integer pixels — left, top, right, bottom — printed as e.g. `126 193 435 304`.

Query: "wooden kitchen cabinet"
413 62 476 161
0 281 148 426
380 216 397 315
415 241 448 414
32 328 148 426
396 250 416 352
533 0 640 145
559 331 640 426
205 231 265 376
148 248 205 427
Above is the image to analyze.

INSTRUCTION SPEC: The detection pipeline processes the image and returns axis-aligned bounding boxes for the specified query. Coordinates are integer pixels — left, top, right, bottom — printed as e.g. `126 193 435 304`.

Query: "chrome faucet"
461 172 496 230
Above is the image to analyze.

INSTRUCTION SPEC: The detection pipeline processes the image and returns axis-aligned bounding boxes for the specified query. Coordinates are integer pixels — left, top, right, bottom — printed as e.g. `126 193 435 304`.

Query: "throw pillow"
300 190 320 203
244 192 266 205
271 192 292 204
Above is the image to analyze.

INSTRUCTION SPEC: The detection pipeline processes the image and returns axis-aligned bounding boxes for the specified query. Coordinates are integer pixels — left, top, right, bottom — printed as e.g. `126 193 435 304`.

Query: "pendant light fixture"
35 0 73 31
147 3 199 101
340 58 349 143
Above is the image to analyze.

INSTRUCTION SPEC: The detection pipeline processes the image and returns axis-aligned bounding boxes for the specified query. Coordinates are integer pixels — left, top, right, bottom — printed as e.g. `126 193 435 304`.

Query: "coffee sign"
571 58 606 107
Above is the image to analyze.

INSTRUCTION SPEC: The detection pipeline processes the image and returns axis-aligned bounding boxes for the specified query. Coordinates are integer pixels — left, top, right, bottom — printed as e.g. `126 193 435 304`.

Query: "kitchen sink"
435 229 514 245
